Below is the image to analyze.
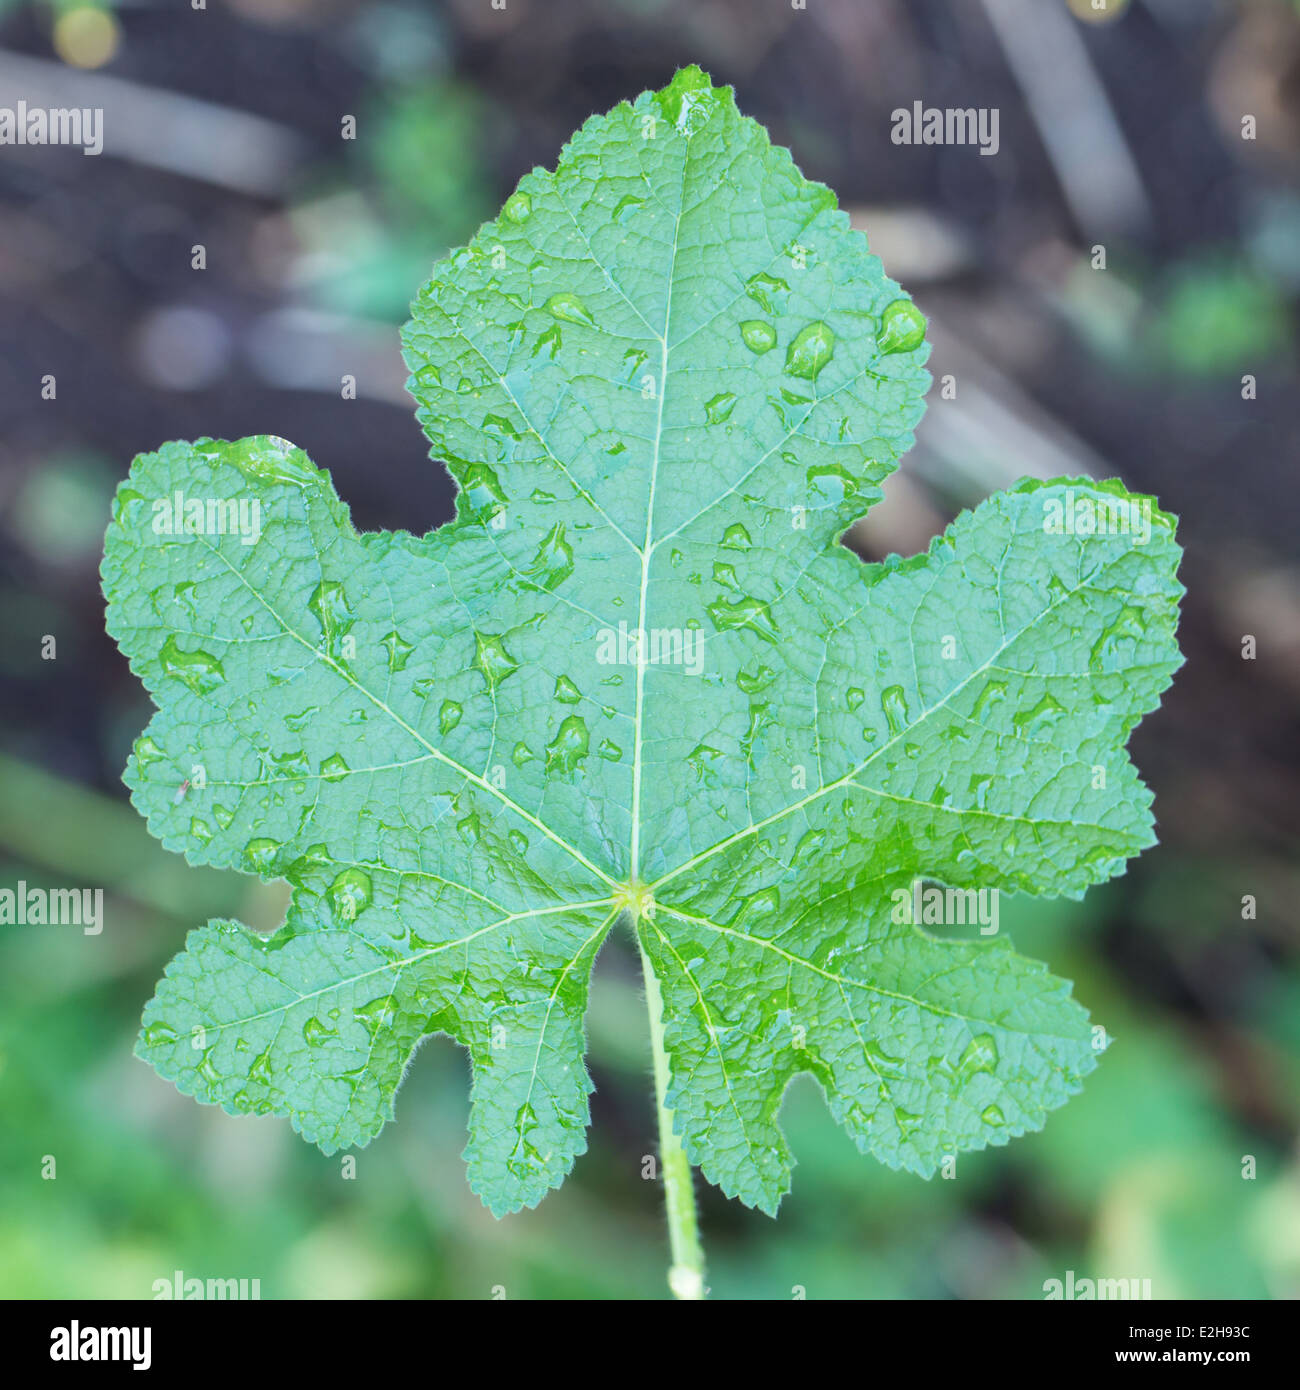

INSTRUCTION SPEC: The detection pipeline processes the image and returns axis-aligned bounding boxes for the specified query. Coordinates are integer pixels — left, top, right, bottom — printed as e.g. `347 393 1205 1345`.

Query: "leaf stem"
637 931 706 1300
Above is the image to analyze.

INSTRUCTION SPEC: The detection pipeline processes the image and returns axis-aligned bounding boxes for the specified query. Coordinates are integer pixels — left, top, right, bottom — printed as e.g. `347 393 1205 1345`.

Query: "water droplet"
213 804 234 830
308 581 355 658
524 522 575 590
134 735 166 771
806 462 859 499
381 631 414 672
354 995 396 1038
612 193 645 223
737 664 775 694
159 635 225 695
957 1034 999 1083
881 685 909 735
876 298 927 355
533 323 563 358
189 817 212 843
720 523 752 551
597 739 622 761
893 1106 924 1141
1012 693 1066 735
320 753 350 783
544 292 595 327
739 319 776 354
847 687 865 711
328 867 373 922
474 632 519 688
511 741 534 767
744 271 790 314
284 706 319 732
792 828 826 863
785 321 835 381
733 886 780 929
687 743 724 783
284 843 330 890
269 749 309 780
968 773 993 810
706 594 778 643
143 1021 177 1047
545 715 590 774
972 679 1008 721
243 838 280 873
223 436 320 488
554 675 582 704
303 1015 337 1047
439 700 463 735
503 190 532 223
981 1104 1005 1127
712 562 739 589
654 63 718 135
704 391 737 424
1089 604 1146 672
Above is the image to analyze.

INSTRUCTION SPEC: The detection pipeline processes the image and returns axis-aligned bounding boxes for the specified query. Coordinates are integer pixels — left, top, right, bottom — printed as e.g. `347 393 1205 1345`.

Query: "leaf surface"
103 67 1183 1214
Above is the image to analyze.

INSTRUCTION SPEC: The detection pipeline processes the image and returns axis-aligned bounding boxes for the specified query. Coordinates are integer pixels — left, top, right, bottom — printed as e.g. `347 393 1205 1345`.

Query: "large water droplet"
545 715 590 774
739 320 776 354
308 580 355 658
503 190 532 224
744 271 790 314
243 837 280 873
881 685 909 735
160 635 225 695
320 753 350 783
785 321 835 381
524 522 575 590
328 867 373 922
972 679 1008 721
706 595 778 643
303 1015 338 1047
381 631 414 672
474 632 519 688
544 292 595 327
704 391 737 424
1012 692 1065 735
654 64 718 136
876 298 927 355
957 1034 999 1083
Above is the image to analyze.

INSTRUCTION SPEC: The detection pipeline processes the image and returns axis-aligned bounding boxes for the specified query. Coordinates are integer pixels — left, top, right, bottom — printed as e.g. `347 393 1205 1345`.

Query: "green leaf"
102 67 1183 1217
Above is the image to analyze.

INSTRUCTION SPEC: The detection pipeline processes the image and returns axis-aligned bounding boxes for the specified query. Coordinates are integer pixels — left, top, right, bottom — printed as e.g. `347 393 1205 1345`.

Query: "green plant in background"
100 68 1184 1299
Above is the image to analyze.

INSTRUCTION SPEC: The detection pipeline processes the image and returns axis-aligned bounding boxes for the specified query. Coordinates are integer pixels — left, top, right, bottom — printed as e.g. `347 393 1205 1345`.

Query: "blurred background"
1 0 1298 1300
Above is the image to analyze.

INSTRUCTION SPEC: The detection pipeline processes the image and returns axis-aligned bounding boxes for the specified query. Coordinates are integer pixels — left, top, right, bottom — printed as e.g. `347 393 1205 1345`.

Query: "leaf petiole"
637 922 706 1300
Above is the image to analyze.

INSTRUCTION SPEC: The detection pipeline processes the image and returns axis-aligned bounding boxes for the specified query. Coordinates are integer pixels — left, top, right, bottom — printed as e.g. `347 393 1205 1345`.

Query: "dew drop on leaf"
739 319 776 353
159 635 225 695
784 321 835 381
876 298 927 355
